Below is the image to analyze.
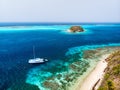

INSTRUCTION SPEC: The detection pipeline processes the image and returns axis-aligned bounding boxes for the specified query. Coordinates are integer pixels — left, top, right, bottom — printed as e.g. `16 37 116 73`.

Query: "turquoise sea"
0 23 120 90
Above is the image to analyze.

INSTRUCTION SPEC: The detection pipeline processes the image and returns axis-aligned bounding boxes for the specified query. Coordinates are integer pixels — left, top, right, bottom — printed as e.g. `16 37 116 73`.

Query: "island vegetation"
98 50 120 90
68 26 84 33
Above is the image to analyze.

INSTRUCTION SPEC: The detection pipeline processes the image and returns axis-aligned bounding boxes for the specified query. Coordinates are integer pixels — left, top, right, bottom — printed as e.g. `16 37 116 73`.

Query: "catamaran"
28 46 48 64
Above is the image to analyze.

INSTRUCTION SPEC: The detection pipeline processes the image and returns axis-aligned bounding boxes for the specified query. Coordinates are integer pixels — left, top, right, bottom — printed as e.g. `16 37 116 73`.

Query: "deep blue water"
0 24 120 90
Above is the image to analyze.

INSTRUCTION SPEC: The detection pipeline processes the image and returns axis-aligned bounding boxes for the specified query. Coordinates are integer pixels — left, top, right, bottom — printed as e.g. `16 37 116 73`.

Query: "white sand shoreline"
70 54 109 90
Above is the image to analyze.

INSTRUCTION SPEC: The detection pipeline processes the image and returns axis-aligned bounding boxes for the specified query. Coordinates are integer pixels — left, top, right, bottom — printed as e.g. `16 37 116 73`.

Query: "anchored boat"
28 46 48 64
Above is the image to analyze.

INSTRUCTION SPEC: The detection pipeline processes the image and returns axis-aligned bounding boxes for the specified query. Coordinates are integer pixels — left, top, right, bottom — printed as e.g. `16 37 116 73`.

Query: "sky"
0 0 120 23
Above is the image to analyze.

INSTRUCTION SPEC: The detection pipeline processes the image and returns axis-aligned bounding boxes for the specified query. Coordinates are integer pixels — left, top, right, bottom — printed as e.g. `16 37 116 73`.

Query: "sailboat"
28 46 48 64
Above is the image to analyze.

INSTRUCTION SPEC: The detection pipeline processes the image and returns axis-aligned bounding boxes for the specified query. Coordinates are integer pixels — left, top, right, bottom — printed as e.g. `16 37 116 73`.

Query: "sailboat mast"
33 46 35 59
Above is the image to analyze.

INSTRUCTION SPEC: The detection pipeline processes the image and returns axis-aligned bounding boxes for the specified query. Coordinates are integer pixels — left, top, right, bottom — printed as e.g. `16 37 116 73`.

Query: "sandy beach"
70 54 110 90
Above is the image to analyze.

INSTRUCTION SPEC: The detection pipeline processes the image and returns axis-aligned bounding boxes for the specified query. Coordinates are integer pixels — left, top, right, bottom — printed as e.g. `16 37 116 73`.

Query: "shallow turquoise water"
0 23 120 90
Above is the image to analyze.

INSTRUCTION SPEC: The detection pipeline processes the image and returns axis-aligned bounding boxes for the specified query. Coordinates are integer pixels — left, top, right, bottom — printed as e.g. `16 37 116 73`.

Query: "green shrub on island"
98 87 108 90
98 50 120 90
112 64 120 75
107 80 115 90
104 73 110 80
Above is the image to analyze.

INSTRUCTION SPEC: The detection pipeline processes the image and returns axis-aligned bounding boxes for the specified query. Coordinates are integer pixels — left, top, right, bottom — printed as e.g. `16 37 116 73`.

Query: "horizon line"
0 22 120 23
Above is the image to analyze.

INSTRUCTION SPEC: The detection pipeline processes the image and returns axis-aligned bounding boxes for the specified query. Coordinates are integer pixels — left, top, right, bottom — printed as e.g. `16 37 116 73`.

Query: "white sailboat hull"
28 58 47 64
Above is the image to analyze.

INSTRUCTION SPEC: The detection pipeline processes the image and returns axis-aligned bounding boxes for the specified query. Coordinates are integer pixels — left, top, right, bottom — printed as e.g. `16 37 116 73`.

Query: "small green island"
68 26 84 33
